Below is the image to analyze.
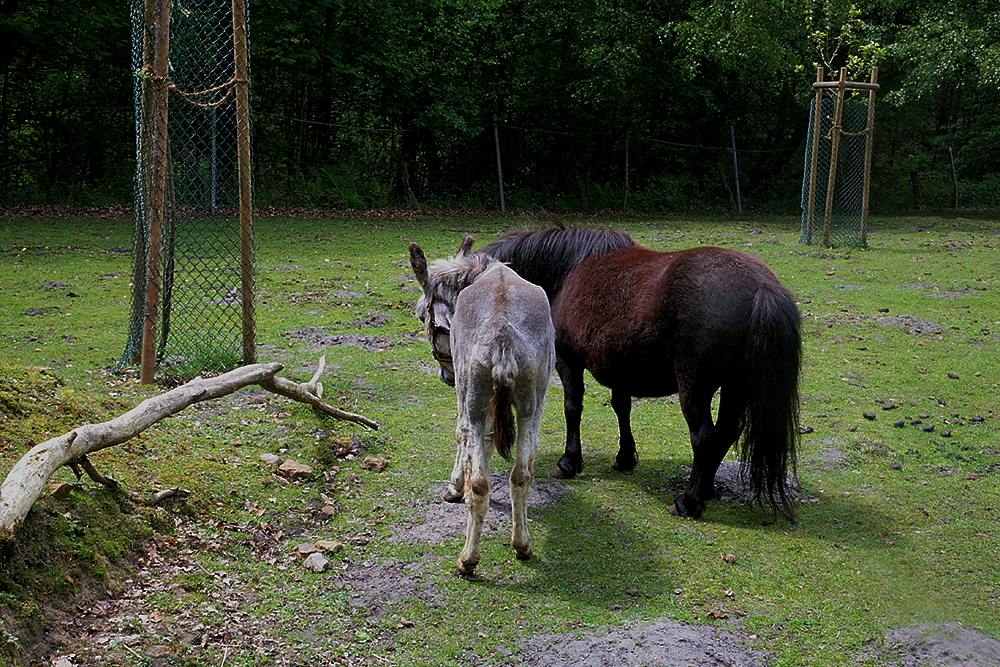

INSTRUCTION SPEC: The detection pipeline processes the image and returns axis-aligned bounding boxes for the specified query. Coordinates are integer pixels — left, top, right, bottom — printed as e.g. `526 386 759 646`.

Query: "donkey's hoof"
442 487 464 503
456 560 479 577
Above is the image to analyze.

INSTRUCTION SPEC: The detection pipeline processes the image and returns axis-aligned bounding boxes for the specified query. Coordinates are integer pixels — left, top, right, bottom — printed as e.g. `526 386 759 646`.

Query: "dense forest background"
1 0 998 213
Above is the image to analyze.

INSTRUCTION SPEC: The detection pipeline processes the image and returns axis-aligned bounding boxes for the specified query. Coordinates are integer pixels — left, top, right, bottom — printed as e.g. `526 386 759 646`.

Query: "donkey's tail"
740 283 802 520
491 344 518 461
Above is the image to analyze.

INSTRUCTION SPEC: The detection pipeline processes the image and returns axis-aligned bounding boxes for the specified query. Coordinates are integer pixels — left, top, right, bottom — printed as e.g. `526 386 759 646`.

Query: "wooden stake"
949 146 959 211
860 67 879 245
623 123 631 212
493 114 506 215
822 68 848 247
805 67 825 244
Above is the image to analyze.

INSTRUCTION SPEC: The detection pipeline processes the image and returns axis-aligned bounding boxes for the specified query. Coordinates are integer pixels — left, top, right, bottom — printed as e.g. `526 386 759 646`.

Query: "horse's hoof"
442 487 464 503
612 457 637 472
671 495 704 519
515 547 533 561
457 560 478 577
551 464 576 479
552 456 581 479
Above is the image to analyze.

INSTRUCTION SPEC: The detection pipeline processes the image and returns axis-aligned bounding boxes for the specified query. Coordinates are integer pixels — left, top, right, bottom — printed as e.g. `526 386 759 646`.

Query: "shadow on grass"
565 450 904 553
467 483 684 616
394 446 905 622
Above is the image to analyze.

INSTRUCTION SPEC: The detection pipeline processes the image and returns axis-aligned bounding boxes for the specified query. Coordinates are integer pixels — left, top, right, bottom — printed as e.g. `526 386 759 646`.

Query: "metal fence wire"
121 0 255 381
800 69 878 248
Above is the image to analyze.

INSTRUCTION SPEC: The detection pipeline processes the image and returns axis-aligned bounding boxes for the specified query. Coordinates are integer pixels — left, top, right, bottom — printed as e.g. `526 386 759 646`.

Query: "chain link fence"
122 0 255 382
801 69 878 248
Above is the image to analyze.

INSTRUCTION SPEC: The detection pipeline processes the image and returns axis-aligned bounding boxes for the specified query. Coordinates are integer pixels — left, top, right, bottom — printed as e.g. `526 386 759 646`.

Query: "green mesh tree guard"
801 68 878 248
122 0 255 382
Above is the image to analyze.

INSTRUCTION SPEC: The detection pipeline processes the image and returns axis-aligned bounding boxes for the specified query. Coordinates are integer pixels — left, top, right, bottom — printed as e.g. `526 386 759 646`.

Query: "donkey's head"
408 235 478 386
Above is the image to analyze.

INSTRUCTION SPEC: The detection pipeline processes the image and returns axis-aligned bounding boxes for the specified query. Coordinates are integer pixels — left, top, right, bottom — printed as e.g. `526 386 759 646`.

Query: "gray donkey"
409 236 555 576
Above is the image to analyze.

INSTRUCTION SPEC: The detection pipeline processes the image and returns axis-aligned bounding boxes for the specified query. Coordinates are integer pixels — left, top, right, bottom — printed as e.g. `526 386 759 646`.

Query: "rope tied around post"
144 70 245 108
827 124 874 139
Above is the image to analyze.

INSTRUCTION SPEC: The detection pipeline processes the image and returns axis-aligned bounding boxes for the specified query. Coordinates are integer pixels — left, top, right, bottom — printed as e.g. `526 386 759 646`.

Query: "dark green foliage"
2 0 1000 210
0 0 132 204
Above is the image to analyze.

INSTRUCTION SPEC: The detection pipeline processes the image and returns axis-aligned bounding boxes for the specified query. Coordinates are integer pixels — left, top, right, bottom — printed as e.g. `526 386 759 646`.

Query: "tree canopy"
2 0 998 212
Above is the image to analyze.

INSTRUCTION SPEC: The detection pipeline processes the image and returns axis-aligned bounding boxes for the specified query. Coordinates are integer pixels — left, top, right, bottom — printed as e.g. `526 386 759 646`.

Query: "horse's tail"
740 283 802 520
491 344 518 461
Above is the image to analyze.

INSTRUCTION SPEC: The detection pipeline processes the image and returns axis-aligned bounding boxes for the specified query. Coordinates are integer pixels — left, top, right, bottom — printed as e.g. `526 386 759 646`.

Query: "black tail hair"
739 283 802 520
492 381 515 461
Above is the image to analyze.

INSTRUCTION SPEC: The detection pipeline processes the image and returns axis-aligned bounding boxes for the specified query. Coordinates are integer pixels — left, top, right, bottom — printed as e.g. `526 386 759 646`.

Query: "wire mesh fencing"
122 0 255 382
801 68 878 248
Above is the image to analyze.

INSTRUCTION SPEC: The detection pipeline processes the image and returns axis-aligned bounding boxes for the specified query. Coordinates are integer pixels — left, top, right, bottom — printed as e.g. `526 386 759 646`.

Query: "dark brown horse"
483 228 802 519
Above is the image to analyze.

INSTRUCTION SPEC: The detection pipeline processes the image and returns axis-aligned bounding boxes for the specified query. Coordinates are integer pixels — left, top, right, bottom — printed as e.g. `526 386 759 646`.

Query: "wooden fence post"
232 0 256 365
140 0 172 384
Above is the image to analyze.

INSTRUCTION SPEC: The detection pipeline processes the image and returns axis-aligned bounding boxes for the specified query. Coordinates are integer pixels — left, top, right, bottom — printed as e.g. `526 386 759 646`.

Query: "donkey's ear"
408 242 430 292
457 235 476 257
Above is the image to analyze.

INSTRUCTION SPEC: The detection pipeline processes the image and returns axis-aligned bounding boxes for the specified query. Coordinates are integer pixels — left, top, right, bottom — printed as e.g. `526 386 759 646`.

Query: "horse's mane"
482 227 635 298
427 251 502 298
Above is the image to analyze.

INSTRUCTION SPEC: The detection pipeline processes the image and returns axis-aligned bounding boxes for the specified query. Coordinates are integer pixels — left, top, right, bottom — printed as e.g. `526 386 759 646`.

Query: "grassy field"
0 212 998 666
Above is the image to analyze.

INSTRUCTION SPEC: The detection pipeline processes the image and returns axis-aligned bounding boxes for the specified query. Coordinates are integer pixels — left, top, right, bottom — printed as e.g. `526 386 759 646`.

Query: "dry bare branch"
0 360 377 538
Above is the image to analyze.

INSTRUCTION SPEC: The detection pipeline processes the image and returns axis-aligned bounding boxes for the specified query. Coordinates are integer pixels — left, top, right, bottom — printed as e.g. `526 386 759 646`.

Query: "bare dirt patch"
877 315 943 335
335 559 445 616
709 460 801 502
285 326 395 351
515 619 769 666
861 622 1000 666
511 619 1000 667
391 473 568 546
349 313 393 328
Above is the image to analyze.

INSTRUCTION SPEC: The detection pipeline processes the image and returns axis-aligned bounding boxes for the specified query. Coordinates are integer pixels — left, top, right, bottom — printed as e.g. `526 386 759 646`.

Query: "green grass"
0 212 998 665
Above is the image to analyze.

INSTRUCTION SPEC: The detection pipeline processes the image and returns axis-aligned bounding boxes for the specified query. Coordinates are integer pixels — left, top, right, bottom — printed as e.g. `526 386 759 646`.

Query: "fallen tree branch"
0 361 378 538
303 353 327 398
76 454 191 506
259 374 378 429
76 454 120 488
140 487 193 506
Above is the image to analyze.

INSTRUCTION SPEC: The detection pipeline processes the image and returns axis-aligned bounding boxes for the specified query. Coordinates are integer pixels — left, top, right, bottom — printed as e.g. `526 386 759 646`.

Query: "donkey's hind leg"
457 417 492 577
445 413 494 503
444 447 465 503
509 403 542 561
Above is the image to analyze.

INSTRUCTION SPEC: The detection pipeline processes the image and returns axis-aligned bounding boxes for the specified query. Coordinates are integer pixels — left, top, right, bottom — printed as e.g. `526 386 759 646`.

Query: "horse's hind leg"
610 389 638 472
673 384 744 518
553 356 585 478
